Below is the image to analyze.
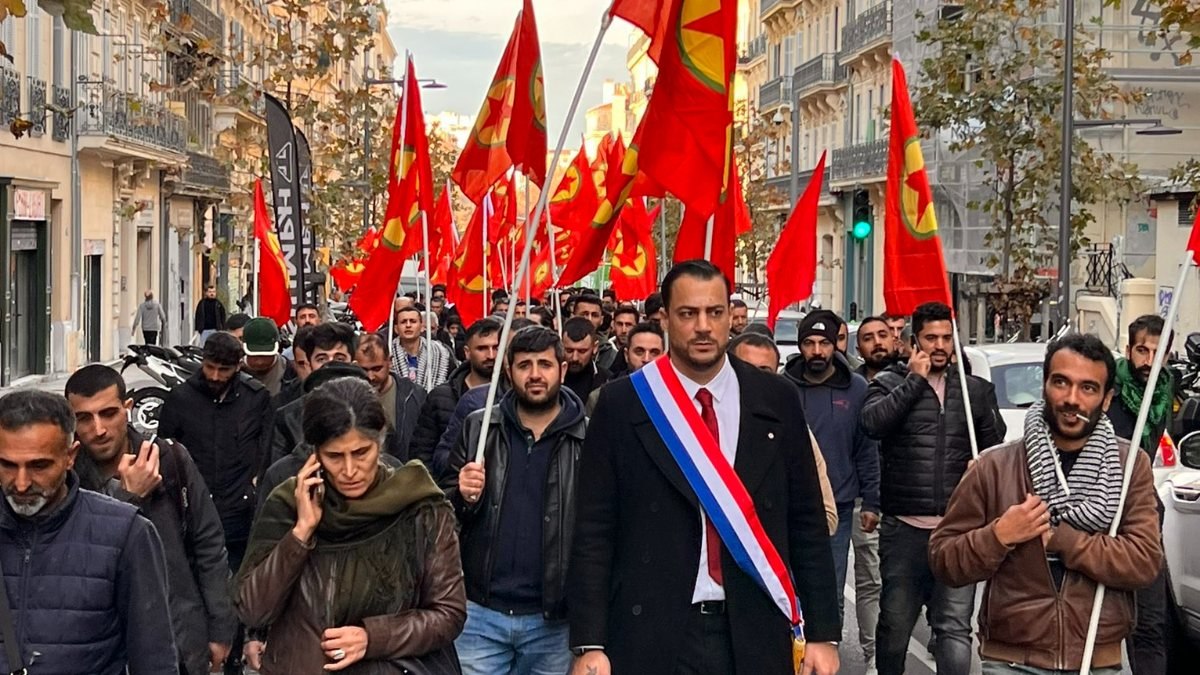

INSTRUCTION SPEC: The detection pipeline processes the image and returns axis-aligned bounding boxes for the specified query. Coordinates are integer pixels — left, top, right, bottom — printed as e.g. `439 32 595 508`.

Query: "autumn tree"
913 0 1143 330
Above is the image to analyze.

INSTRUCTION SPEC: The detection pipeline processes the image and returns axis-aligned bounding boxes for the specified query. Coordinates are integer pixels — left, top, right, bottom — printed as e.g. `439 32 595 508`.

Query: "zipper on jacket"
17 531 37 659
1037 537 1068 669
934 406 946 511
325 557 339 629
481 424 507 607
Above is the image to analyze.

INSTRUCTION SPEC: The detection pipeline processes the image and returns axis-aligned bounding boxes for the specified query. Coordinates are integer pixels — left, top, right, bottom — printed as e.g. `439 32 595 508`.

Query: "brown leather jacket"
929 439 1161 671
236 499 466 674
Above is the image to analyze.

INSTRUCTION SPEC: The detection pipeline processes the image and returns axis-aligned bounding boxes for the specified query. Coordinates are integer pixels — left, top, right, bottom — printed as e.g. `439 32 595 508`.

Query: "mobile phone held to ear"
311 468 326 503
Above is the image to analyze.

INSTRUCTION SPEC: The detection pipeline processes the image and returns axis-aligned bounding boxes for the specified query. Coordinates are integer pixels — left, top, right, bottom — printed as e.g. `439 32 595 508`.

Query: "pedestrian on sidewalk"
861 301 1005 675
930 334 1161 674
194 286 227 346
133 290 168 345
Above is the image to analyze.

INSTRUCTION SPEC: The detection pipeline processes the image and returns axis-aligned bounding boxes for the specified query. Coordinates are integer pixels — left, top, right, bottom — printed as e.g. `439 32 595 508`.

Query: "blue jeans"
982 662 1121 675
876 516 976 675
456 601 572 675
831 503 855 623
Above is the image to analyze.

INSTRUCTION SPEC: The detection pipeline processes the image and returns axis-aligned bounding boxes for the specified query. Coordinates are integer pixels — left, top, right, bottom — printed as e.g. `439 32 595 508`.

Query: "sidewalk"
4 372 73 394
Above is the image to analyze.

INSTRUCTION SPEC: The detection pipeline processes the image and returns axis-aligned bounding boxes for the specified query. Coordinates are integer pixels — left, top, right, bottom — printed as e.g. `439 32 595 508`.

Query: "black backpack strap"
155 438 190 541
0 556 27 674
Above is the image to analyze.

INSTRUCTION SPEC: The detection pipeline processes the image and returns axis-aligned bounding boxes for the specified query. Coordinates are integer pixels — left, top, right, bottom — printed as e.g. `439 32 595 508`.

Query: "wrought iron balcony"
841 1 892 61
27 77 47 137
794 166 832 195
169 0 224 46
52 85 71 141
0 67 19 132
76 82 187 154
180 150 231 193
830 139 888 182
793 54 845 97
759 75 792 111
740 35 767 65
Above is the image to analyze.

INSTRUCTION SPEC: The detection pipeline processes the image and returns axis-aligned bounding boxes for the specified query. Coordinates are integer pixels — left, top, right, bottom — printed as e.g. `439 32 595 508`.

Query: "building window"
26 8 43 78
52 16 64 86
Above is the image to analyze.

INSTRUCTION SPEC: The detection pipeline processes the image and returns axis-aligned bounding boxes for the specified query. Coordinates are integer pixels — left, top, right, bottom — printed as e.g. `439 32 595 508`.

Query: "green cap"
242 318 280 356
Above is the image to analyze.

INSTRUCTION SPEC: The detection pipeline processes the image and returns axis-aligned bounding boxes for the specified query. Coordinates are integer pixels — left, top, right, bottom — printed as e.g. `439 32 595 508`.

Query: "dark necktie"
696 387 723 585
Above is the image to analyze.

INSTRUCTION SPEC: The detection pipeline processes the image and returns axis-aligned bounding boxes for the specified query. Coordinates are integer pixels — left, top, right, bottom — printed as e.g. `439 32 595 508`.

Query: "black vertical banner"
264 93 306 307
295 128 317 280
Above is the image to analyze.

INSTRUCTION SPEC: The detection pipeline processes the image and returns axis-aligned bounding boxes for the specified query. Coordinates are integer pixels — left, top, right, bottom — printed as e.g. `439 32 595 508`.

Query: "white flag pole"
1079 249 1194 673
703 215 715 260
421 208 434 391
483 190 492 315
951 317 980 458
387 60 411 352
474 7 614 463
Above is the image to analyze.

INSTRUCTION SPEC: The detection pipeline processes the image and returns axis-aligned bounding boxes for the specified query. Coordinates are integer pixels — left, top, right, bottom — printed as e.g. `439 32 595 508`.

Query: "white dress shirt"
673 355 741 603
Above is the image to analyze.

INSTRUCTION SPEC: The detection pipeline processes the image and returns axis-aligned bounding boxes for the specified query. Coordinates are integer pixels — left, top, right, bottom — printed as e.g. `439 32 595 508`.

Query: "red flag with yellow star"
557 134 641 287
253 178 292 327
329 226 381 293
550 143 600 235
452 0 547 203
350 56 434 332
447 203 489 327
609 199 660 301
884 58 952 315
619 0 736 221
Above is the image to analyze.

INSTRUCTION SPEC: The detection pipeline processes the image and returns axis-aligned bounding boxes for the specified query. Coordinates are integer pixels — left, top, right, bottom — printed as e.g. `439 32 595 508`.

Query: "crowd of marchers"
0 260 1175 675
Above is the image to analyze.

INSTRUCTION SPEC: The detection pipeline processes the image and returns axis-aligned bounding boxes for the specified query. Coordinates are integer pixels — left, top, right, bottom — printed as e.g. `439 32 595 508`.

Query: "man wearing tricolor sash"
568 261 842 675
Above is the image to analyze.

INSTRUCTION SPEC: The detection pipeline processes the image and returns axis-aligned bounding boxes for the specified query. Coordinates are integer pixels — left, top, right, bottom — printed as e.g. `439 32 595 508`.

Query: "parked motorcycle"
118 344 199 435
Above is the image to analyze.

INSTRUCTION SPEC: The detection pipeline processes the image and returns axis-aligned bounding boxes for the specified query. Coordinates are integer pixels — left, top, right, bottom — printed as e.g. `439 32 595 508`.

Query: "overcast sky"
384 0 637 143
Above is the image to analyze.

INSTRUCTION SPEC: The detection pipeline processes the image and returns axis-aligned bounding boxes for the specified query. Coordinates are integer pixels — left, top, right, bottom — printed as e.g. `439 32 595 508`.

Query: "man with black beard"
861 301 1005 675
930 333 1160 673
562 316 612 400
158 331 273 675
855 316 894 382
1107 314 1174 674
410 318 502 470
783 312 880 649
444 326 588 674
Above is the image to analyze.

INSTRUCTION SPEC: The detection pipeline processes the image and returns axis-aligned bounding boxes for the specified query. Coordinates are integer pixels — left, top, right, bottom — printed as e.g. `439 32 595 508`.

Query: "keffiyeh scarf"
391 337 453 390
1024 399 1122 534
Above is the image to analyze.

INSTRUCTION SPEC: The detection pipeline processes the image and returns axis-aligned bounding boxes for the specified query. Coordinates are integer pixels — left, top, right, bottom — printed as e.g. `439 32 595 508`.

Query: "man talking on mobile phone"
66 365 235 675
860 302 1005 675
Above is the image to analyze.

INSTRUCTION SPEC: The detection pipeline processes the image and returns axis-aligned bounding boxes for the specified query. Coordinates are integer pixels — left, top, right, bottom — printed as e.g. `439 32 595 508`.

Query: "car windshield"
991 362 1044 409
756 319 800 345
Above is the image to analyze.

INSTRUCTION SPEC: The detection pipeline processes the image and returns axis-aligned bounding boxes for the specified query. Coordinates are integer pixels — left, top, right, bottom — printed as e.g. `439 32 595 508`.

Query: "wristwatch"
570 646 604 657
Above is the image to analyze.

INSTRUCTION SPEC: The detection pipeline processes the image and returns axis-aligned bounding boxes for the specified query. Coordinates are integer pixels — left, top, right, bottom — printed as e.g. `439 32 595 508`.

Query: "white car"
747 309 805 363
962 343 1049 443
1162 431 1200 660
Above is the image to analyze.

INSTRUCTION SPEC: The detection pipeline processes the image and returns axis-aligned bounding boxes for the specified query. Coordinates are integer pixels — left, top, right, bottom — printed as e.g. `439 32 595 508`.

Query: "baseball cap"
242 318 281 356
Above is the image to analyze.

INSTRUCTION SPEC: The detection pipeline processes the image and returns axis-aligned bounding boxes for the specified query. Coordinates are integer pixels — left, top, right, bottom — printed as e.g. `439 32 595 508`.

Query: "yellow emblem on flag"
901 138 938 239
472 77 515 148
678 0 726 94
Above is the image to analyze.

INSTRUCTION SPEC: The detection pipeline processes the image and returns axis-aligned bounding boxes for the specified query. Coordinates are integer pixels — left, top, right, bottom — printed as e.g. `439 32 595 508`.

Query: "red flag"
253 178 292 327
329 260 365 294
609 200 660 301
883 59 952 315
622 0 736 221
447 204 489 327
766 152 826 330
349 56 434 332
673 151 747 280
451 0 547 202
558 138 641 287
1187 199 1200 266
428 187 457 285
550 144 601 234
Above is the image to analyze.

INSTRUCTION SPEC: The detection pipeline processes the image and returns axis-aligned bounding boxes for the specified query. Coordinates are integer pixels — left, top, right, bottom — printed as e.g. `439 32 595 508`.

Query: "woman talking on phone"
235 377 466 673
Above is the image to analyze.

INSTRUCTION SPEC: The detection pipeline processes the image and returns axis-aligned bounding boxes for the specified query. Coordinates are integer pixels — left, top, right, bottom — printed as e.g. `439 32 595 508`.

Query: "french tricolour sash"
630 356 806 648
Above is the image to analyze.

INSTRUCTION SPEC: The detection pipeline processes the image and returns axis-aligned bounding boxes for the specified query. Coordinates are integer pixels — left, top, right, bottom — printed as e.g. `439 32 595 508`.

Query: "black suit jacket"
568 357 840 675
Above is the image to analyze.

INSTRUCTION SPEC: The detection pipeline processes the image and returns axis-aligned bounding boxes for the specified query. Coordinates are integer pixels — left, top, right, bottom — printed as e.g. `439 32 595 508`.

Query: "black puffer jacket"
439 389 587 621
861 362 1006 517
409 361 473 469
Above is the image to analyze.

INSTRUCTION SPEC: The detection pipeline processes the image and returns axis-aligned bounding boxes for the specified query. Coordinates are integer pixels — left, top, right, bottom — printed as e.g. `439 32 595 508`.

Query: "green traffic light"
852 220 872 240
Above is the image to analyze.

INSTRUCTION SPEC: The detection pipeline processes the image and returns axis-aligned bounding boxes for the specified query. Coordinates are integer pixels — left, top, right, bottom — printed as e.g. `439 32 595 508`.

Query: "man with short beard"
605 306 640 376
930 333 1161 673
783 311 880 649
410 318 502 470
354 334 427 460
444 326 588 675
0 390 178 674
730 298 749 335
67 365 234 675
862 302 1005 675
241 318 291 396
562 316 612 400
855 315 894 382
1106 313 1174 675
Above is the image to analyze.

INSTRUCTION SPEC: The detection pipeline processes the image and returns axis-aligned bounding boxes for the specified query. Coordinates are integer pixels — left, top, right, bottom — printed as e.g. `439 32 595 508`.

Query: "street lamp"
360 75 447 235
